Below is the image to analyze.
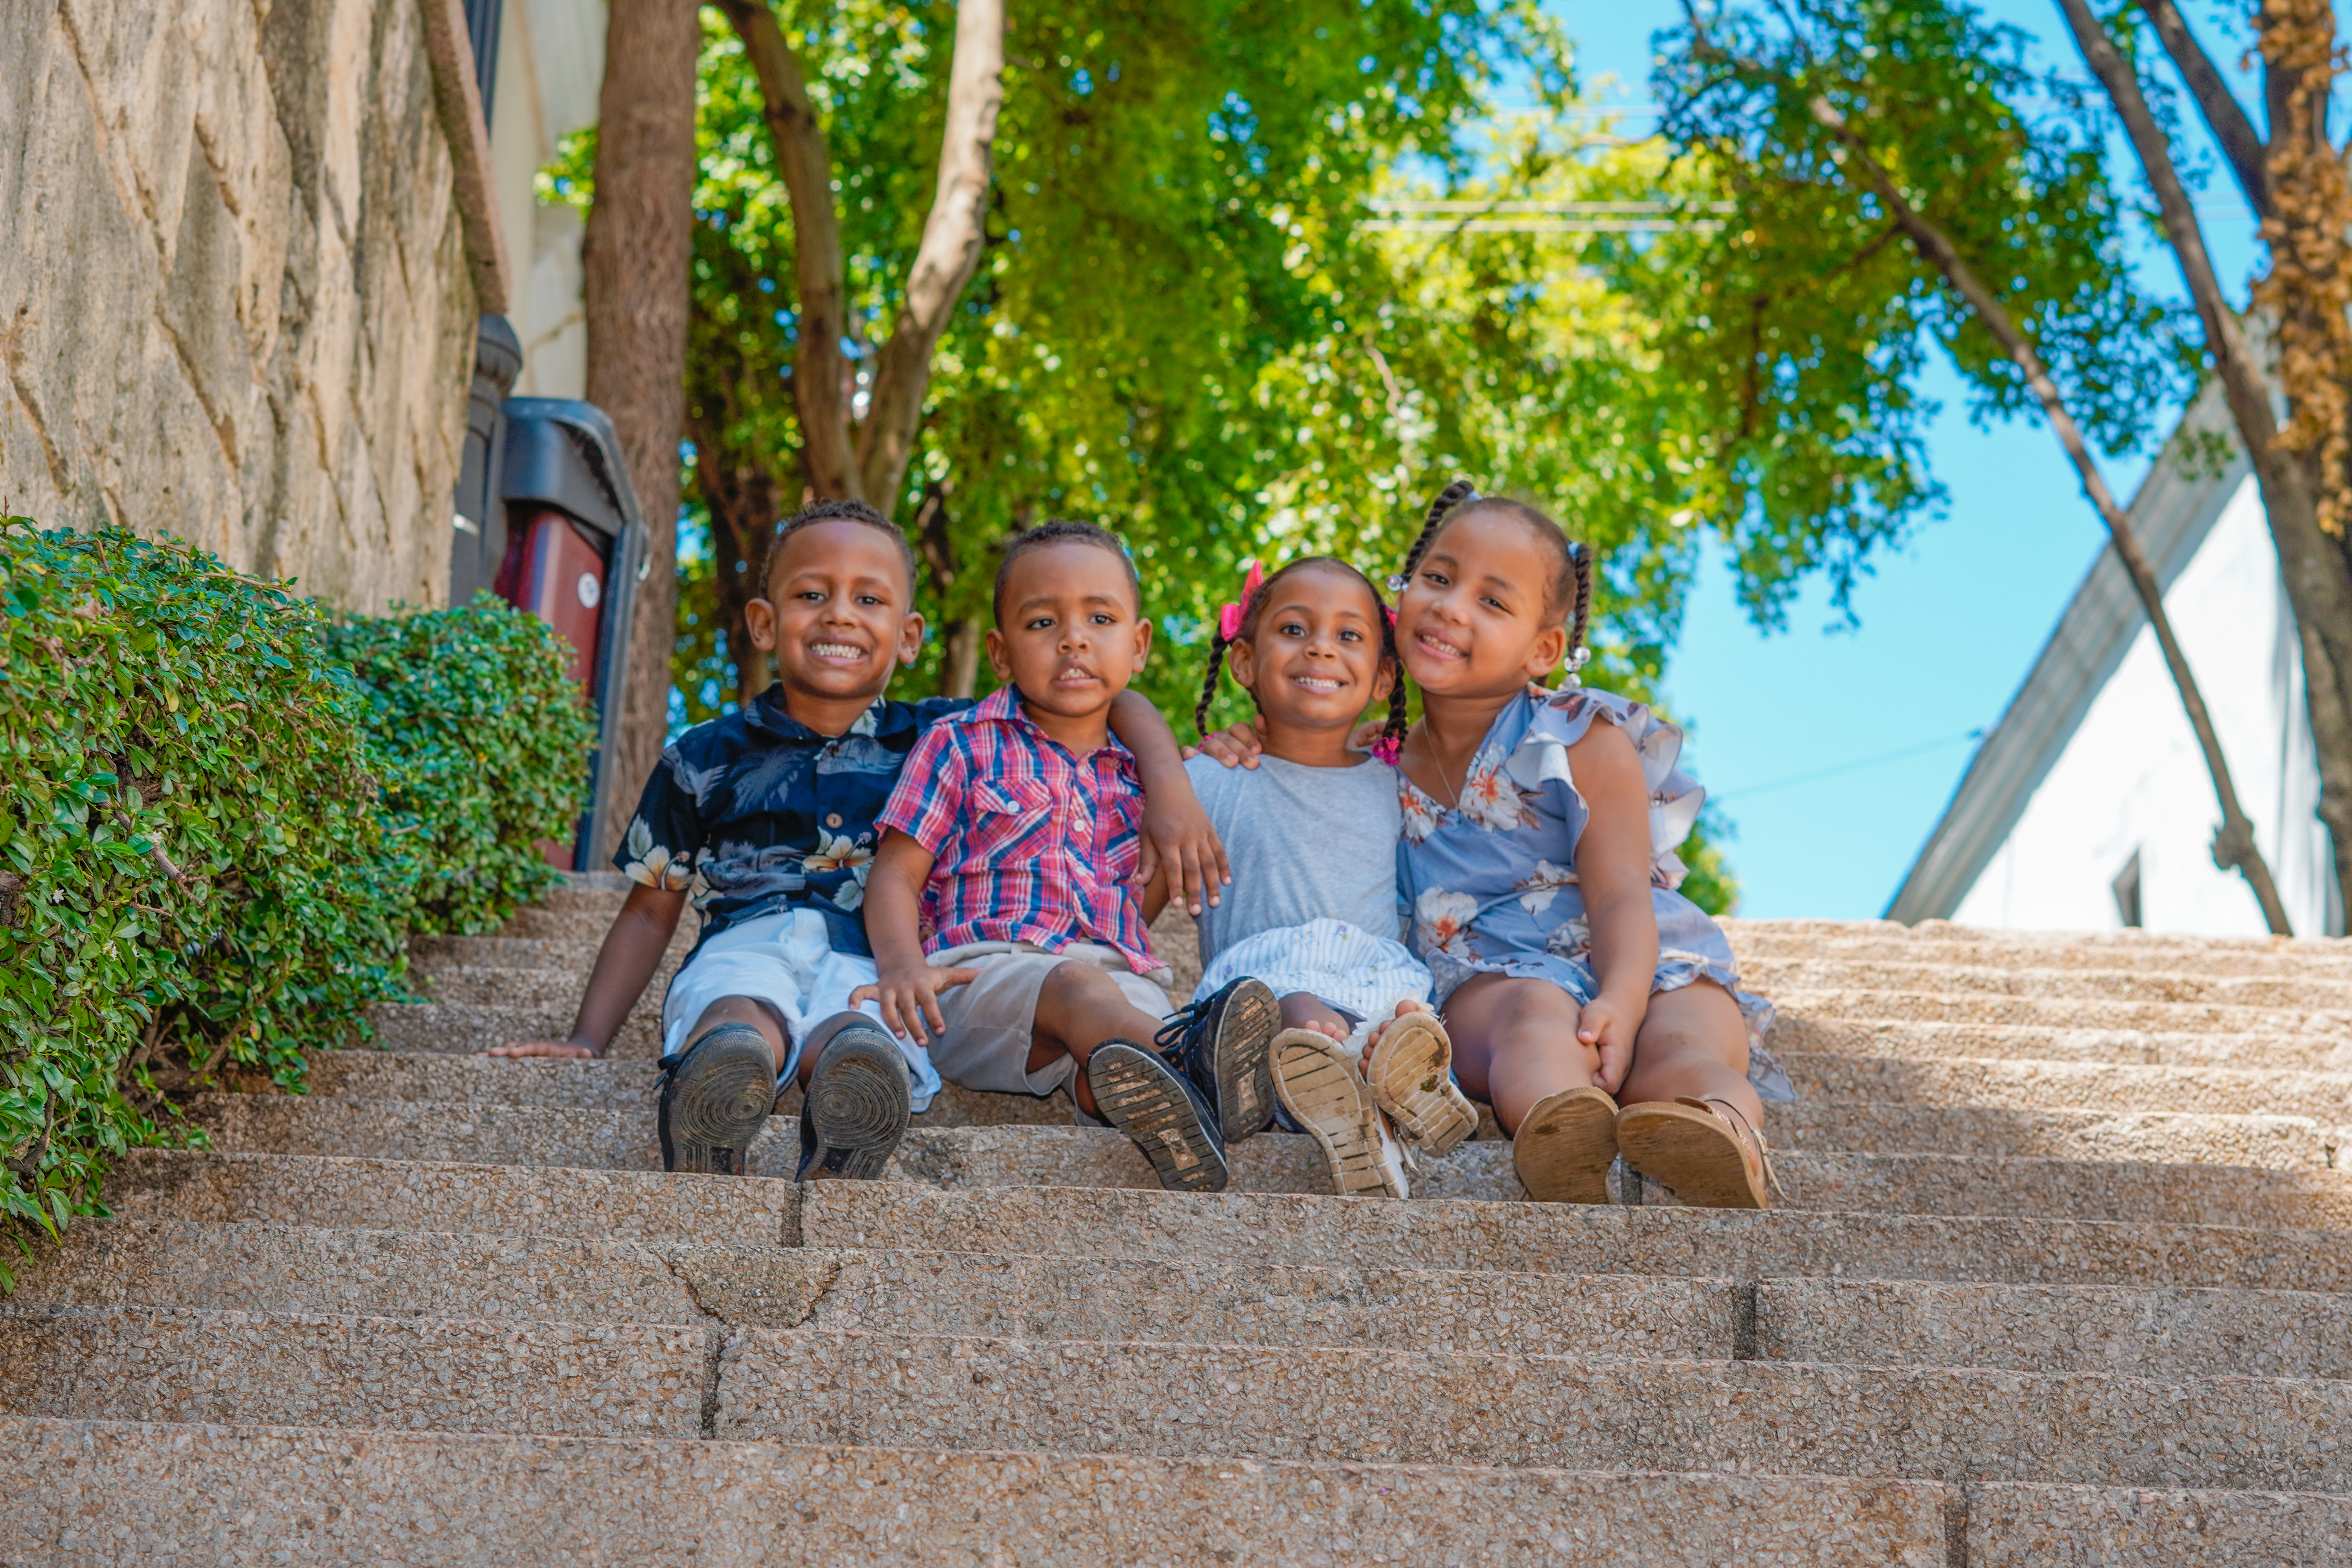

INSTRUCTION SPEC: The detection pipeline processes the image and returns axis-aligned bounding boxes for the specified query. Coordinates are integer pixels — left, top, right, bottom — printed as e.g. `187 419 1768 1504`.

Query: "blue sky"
1550 1 2273 917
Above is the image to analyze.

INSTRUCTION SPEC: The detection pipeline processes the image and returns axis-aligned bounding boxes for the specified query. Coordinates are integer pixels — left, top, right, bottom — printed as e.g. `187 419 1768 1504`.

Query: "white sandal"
1365 1009 1478 1156
1274 1029 1406 1199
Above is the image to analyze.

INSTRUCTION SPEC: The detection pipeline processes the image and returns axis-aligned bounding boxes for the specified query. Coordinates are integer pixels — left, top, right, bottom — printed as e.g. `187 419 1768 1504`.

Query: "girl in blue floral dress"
1389 480 1790 1208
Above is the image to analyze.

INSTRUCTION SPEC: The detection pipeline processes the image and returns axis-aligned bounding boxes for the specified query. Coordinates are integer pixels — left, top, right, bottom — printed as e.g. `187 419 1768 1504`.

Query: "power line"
1711 728 1984 800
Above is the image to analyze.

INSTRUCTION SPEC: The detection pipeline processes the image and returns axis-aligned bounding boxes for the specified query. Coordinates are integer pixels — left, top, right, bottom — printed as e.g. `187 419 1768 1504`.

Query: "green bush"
0 523 594 1286
330 596 596 936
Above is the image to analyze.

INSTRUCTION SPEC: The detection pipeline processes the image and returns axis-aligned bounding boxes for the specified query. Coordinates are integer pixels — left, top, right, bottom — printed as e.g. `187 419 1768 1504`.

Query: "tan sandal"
1365 1010 1477 1156
1274 1029 1405 1198
1511 1086 1619 1203
1616 1096 1776 1210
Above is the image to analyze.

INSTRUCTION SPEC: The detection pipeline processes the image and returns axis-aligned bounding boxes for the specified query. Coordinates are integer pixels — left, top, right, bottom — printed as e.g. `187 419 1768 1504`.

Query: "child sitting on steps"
1184 555 1478 1199
490 501 1225 1183
858 520 1282 1195
1387 480 1792 1207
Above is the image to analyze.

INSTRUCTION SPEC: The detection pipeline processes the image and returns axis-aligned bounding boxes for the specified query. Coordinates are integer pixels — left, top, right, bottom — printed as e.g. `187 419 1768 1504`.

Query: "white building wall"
1951 476 2337 936
487 0 603 397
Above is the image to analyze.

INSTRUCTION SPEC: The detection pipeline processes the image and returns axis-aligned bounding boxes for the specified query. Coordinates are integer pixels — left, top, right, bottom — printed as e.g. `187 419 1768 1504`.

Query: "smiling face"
1394 507 1568 698
986 540 1152 730
1227 561 1395 736
746 519 924 706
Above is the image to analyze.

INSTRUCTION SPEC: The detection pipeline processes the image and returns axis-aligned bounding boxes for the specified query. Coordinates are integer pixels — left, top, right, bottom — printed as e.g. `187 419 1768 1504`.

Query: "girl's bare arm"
1565 722 1662 1092
490 882 689 1058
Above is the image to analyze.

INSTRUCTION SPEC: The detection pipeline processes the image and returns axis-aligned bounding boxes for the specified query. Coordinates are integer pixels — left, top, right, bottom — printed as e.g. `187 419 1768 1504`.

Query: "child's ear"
1526 623 1568 683
983 625 1013 684
1369 656 1396 706
745 597 780 651
1128 613 1152 671
1224 638 1257 691
896 610 926 668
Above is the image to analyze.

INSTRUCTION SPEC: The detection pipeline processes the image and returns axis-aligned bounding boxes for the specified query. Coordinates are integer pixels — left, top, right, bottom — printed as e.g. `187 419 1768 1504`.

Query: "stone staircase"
5 875 2350 1563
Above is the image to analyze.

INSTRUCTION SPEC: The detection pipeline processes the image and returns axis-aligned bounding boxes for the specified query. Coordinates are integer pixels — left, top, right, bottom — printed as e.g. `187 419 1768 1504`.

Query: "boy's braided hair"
758 497 918 597
1194 556 1409 754
1396 479 1593 661
992 518 1142 620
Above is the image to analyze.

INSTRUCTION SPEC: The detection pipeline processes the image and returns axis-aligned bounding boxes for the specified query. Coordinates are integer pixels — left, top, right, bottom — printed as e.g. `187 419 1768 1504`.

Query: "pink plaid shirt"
875 686 1157 972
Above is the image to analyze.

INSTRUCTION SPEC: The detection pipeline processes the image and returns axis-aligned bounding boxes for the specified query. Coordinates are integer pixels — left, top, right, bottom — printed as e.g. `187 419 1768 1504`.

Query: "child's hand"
851 965 980 1045
487 1037 600 1059
1575 995 1640 1094
1137 791 1231 914
1182 719 1266 768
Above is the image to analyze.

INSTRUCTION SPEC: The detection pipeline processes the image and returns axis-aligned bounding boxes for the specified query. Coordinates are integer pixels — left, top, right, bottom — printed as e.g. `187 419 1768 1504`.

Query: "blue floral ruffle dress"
1396 687 1793 1101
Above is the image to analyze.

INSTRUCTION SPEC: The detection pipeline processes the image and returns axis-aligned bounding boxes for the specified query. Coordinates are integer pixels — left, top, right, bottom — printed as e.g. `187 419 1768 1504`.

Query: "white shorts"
1195 917 1432 1026
660 908 940 1112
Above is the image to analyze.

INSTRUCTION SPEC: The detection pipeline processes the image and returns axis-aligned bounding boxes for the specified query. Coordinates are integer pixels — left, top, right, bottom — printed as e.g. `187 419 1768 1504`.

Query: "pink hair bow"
1216 559 1265 641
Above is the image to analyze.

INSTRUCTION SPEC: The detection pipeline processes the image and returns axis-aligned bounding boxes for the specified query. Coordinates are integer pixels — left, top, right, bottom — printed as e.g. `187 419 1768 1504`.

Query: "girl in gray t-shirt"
1187 557 1479 1197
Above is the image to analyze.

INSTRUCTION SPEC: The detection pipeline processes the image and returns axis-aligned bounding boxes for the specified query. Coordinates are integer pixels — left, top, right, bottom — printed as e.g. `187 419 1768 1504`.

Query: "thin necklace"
1416 730 1469 810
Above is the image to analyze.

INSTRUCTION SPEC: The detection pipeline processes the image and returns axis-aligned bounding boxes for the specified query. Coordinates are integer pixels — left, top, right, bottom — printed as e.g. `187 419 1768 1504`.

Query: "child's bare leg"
1024 962 1167 1116
1619 981 1762 1130
1439 974 1598 1135
1278 992 1351 1043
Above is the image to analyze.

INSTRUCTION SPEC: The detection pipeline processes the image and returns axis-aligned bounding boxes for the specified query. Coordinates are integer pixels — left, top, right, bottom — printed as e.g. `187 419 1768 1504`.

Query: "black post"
449 314 524 606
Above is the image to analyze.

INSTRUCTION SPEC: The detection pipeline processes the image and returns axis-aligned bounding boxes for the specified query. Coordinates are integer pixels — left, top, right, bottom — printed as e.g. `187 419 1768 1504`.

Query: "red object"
502 506 606 692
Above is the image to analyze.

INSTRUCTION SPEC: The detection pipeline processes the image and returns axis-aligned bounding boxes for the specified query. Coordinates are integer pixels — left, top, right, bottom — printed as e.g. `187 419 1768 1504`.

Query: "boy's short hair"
759 498 920 599
992 519 1141 621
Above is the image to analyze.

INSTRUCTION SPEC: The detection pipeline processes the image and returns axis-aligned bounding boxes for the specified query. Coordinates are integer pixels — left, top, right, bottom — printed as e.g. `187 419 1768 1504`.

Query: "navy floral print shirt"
614 686 971 958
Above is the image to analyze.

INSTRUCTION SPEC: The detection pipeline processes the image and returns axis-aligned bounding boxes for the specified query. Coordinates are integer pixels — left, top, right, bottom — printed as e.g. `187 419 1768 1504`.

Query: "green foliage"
1676 805 1742 918
1652 0 2190 624
328 596 597 936
0 523 593 1287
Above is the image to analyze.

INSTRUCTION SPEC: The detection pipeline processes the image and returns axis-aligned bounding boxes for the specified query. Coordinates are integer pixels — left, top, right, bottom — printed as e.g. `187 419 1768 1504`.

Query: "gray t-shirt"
1184 751 1406 965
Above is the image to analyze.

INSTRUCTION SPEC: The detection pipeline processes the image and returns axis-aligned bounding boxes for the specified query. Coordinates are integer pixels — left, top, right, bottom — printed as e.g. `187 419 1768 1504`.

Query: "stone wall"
1 0 479 611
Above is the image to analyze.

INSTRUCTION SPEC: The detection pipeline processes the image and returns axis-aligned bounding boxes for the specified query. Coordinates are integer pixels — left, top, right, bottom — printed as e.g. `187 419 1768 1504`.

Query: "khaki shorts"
925 940 1175 1096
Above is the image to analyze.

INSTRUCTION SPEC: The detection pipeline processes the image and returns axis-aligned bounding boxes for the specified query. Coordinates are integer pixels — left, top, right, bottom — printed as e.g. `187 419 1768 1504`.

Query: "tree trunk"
2060 0 2352 924
721 0 1005 514
582 0 701 860
689 433 781 711
1811 88 2298 933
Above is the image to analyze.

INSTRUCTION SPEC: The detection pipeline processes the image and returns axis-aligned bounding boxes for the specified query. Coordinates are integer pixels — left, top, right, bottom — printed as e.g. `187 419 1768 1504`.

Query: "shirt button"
826 814 843 828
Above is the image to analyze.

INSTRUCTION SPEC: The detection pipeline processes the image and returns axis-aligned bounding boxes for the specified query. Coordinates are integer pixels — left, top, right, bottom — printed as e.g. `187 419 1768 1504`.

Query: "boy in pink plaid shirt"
861 521 1284 1192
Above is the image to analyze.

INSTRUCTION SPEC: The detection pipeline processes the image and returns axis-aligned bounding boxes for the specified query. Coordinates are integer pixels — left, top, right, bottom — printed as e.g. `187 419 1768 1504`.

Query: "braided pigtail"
1378 603 1411 757
1567 541 1593 661
1193 628 1230 739
1395 477 1481 589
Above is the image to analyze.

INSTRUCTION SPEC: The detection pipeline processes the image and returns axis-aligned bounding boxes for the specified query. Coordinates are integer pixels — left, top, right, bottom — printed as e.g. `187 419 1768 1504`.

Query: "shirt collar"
745 686 912 744
967 684 1133 760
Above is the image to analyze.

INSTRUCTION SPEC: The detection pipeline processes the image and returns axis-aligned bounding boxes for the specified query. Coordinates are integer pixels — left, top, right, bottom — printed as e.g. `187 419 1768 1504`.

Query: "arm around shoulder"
1110 690 1230 913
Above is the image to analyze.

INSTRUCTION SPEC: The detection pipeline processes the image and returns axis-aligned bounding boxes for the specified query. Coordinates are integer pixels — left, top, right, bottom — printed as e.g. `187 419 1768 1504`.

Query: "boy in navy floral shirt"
493 500 1224 1182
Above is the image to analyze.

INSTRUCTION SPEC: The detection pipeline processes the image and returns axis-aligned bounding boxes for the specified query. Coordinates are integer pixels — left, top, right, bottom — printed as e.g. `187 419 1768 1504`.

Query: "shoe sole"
1089 1042 1231 1194
803 1029 912 1181
660 1029 776 1175
1273 1029 1395 1198
1617 1101 1770 1209
1367 1012 1476 1156
1205 978 1280 1142
1512 1086 1619 1203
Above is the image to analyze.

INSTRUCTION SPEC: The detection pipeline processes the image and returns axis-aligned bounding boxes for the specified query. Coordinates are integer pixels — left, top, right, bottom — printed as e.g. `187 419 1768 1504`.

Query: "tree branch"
1810 89 2296 934
2136 0 2271 219
854 0 1005 508
719 0 860 500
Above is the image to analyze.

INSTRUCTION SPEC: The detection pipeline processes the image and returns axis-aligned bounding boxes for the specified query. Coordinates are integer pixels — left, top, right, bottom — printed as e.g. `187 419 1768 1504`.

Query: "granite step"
1745 955 2352 1009
1772 988 2352 1036
365 1000 664 1058
1759 1277 2352 1380
716 1327 2351 1492
0 1304 714 1438
1782 1052 2352 1124
1772 1015 2352 1073
185 1093 2352 1223
103 1149 796 1247
801 1182 2352 1293
23 1222 2340 1382
0 1415 1964 1566
183 1086 2333 1171
1728 919 2352 978
8 1219 711 1326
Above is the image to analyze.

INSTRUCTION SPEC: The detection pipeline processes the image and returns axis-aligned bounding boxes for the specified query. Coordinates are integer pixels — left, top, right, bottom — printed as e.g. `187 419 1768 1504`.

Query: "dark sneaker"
1153 976 1279 1144
795 1020 913 1182
1087 1039 1230 1193
658 1023 777 1175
